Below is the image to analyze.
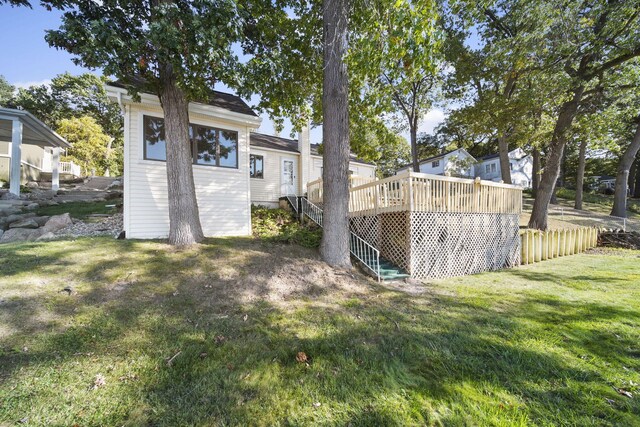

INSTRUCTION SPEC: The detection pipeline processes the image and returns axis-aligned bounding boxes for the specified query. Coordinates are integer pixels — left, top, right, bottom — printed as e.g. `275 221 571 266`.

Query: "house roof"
310 143 375 166
476 153 500 161
248 133 374 166
107 81 258 117
0 107 69 148
250 133 299 153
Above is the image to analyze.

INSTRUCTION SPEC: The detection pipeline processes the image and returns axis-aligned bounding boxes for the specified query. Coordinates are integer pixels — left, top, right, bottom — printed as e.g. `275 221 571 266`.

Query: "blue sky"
0 3 445 143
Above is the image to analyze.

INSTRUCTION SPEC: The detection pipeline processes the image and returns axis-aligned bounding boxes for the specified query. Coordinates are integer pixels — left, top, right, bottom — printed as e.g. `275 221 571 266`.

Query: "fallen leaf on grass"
615 387 633 398
296 352 310 363
93 374 106 389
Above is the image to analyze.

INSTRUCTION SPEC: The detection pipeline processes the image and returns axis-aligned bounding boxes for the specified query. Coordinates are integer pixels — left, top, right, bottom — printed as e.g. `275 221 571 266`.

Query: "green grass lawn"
1 238 639 426
35 199 122 220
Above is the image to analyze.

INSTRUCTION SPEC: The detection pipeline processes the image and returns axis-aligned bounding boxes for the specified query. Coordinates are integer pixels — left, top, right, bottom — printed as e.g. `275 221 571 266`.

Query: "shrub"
251 205 322 248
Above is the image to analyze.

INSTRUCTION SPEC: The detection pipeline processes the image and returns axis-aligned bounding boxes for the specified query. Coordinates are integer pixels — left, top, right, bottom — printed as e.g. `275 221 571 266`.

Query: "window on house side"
432 160 440 168
250 154 264 179
485 164 490 173
491 163 497 173
143 115 238 169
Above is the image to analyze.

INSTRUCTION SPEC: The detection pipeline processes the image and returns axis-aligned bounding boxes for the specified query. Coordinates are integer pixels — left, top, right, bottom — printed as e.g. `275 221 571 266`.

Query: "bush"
251 205 322 248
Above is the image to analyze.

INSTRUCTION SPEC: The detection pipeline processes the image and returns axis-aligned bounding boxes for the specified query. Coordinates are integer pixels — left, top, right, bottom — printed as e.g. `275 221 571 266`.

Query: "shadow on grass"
0 237 639 425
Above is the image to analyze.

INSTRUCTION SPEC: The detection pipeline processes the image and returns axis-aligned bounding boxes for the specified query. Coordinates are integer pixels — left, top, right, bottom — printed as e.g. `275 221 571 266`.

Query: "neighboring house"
105 83 376 239
396 148 475 178
475 148 533 188
597 175 617 191
0 107 74 194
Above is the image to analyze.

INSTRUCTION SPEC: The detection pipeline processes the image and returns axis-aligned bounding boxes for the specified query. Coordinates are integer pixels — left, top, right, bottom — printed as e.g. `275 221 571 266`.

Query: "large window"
143 115 238 168
250 154 264 179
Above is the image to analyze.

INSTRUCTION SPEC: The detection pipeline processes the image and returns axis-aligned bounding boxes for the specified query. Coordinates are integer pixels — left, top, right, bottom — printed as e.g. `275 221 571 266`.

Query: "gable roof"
248 133 374 165
250 133 299 153
107 81 258 117
310 143 375 166
398 148 475 170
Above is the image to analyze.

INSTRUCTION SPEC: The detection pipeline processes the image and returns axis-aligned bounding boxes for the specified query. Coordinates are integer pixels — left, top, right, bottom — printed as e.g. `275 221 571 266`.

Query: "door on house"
281 158 297 196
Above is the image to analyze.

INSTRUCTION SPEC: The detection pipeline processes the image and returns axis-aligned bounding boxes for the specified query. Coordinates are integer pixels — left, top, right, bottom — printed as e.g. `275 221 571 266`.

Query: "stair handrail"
300 197 380 281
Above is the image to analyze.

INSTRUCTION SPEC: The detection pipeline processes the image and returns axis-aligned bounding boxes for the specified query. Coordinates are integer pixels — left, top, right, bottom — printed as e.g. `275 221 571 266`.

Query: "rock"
108 180 122 189
33 216 51 227
0 192 20 200
5 213 36 224
42 213 73 233
105 191 123 200
0 227 43 243
0 230 3 239
25 203 39 210
0 207 21 217
8 218 39 229
36 232 56 241
26 181 39 189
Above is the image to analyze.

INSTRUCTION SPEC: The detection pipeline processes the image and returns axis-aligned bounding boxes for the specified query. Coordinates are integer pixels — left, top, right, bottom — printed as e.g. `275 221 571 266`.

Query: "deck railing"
308 171 522 216
306 175 377 205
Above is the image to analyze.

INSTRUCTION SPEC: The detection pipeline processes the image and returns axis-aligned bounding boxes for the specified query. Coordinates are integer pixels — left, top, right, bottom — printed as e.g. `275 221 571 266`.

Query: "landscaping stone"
25 203 39 210
0 192 19 200
33 216 51 227
8 218 39 229
26 182 39 189
42 213 73 233
0 229 3 239
0 227 43 243
5 213 36 224
36 232 56 241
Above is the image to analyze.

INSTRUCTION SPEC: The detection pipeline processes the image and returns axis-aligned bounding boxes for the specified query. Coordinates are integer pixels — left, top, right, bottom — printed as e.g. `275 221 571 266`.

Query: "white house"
475 148 533 188
105 83 376 239
396 148 476 178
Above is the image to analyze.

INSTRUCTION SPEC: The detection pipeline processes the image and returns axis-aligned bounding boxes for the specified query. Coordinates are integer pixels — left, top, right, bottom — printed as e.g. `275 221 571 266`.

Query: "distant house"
597 175 617 191
475 148 533 188
105 83 375 239
396 148 475 178
0 107 79 194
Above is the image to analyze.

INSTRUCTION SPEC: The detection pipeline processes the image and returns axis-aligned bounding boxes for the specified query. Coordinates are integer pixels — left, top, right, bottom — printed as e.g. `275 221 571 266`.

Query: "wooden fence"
520 227 599 266
308 171 522 216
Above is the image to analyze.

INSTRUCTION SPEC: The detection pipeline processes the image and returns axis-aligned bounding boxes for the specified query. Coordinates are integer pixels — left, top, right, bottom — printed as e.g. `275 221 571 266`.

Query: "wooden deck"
307 171 522 216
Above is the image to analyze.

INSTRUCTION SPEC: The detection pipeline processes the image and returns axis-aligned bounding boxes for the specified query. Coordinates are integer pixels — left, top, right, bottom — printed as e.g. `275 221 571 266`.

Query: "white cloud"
12 79 52 89
418 109 446 135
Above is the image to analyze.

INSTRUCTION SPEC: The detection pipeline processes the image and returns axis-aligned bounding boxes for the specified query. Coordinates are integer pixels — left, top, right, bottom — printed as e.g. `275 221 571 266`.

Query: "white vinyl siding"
124 104 252 239
249 147 300 206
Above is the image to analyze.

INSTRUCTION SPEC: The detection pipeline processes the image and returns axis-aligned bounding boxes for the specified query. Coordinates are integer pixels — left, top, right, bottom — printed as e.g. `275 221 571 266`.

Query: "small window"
510 162 514 170
250 154 264 179
432 160 440 168
485 164 490 173
491 163 497 173
143 116 167 161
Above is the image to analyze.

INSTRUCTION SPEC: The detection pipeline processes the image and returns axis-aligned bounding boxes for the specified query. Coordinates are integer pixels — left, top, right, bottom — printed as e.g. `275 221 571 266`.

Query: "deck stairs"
291 196 409 281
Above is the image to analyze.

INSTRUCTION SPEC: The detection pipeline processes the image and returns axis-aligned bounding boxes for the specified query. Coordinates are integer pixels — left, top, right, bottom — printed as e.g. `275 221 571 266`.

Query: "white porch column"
52 147 60 191
9 119 22 196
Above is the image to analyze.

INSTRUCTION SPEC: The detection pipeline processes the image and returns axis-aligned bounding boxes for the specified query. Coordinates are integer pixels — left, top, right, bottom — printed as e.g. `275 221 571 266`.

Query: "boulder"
0 229 3 239
42 213 73 233
26 181 39 189
25 203 39 210
5 212 36 224
0 218 6 231
105 191 123 200
8 218 39 229
33 216 51 227
0 227 43 243
0 207 22 217
0 192 20 200
36 232 56 241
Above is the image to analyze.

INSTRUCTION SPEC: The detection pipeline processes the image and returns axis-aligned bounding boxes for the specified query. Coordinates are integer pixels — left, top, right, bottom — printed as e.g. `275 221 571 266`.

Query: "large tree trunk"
574 139 588 210
320 0 351 269
532 147 540 197
528 86 584 230
497 135 512 184
158 63 204 246
611 119 640 217
410 119 419 172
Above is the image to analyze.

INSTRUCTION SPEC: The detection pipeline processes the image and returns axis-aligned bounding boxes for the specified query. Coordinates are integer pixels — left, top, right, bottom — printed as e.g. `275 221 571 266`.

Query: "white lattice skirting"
350 212 521 279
